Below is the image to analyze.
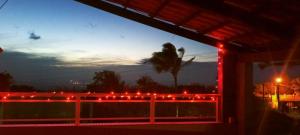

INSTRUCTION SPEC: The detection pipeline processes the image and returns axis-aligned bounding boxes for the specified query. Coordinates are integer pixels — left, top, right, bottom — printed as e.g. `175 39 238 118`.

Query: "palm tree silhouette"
145 43 195 92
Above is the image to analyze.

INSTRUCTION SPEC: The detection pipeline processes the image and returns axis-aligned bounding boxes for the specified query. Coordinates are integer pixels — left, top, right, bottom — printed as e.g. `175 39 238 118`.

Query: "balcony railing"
0 92 221 126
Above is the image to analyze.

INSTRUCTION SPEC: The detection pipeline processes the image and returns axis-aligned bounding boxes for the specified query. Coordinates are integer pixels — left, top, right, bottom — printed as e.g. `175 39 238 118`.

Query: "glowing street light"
275 77 282 84
275 77 283 111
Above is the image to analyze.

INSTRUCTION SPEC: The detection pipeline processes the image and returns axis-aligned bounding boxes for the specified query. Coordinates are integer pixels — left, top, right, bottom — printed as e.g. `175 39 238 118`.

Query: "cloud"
29 32 41 40
55 56 137 67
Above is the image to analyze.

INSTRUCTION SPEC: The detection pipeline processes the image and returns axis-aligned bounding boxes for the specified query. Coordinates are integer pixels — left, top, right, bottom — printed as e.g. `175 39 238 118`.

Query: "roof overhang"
76 0 300 54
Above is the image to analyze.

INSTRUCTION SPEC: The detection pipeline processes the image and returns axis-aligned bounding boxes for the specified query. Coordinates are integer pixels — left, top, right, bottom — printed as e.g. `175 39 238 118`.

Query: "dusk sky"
0 0 218 89
0 0 216 67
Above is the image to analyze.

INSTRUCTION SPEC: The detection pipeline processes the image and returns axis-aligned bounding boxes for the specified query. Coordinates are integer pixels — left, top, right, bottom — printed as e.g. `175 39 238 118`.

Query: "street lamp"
275 77 282 84
275 77 282 111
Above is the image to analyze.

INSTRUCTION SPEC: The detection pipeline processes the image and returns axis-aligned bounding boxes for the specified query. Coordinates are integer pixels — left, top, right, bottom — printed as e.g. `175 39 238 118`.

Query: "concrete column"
236 61 253 135
222 51 253 135
222 51 238 125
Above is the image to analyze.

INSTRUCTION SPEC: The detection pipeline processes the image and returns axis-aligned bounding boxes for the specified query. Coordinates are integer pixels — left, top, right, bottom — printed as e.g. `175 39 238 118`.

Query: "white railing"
0 92 221 126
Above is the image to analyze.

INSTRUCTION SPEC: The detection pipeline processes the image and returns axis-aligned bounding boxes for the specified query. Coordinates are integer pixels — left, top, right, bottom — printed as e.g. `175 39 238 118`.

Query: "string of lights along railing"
0 91 221 126
0 91 220 102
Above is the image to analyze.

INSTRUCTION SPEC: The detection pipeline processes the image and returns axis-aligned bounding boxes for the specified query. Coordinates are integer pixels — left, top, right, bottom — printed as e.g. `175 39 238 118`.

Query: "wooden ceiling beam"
76 0 249 52
176 9 201 26
201 21 229 34
186 0 295 40
123 0 131 9
149 0 169 18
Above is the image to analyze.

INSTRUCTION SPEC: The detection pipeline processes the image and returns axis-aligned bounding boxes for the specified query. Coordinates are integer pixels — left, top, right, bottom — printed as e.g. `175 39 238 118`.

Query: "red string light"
183 91 188 94
0 92 218 102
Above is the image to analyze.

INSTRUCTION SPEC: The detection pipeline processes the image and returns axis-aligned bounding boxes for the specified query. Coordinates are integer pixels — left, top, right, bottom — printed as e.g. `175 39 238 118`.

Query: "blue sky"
0 0 216 67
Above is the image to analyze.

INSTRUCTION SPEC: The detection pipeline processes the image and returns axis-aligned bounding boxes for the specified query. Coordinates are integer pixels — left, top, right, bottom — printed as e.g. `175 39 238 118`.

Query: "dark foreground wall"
0 124 235 135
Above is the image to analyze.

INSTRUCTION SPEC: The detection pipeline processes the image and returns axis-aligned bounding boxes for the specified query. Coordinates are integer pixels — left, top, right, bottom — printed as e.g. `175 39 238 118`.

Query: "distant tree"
254 81 294 99
179 83 215 93
290 77 300 95
0 71 13 91
136 75 159 92
10 84 35 92
144 43 195 92
254 82 275 96
87 70 125 92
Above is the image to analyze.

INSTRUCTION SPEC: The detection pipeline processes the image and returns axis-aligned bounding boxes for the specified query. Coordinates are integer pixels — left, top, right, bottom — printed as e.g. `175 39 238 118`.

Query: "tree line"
0 43 216 93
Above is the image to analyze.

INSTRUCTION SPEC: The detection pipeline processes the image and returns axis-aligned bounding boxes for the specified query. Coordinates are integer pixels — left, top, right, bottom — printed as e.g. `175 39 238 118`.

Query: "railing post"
150 95 155 124
216 95 219 122
75 95 81 126
0 102 3 125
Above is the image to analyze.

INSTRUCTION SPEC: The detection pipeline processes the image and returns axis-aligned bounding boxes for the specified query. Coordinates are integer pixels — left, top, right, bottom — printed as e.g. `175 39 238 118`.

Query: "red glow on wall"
217 42 224 93
217 42 224 122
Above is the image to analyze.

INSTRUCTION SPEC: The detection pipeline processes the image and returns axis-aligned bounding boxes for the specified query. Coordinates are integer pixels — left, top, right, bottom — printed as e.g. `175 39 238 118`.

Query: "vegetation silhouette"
87 70 125 92
0 71 13 91
136 75 159 92
143 42 195 92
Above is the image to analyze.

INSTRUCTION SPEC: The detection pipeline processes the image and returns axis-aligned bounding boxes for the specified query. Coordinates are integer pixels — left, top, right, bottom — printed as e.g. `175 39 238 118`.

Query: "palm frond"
178 47 185 58
182 57 195 67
